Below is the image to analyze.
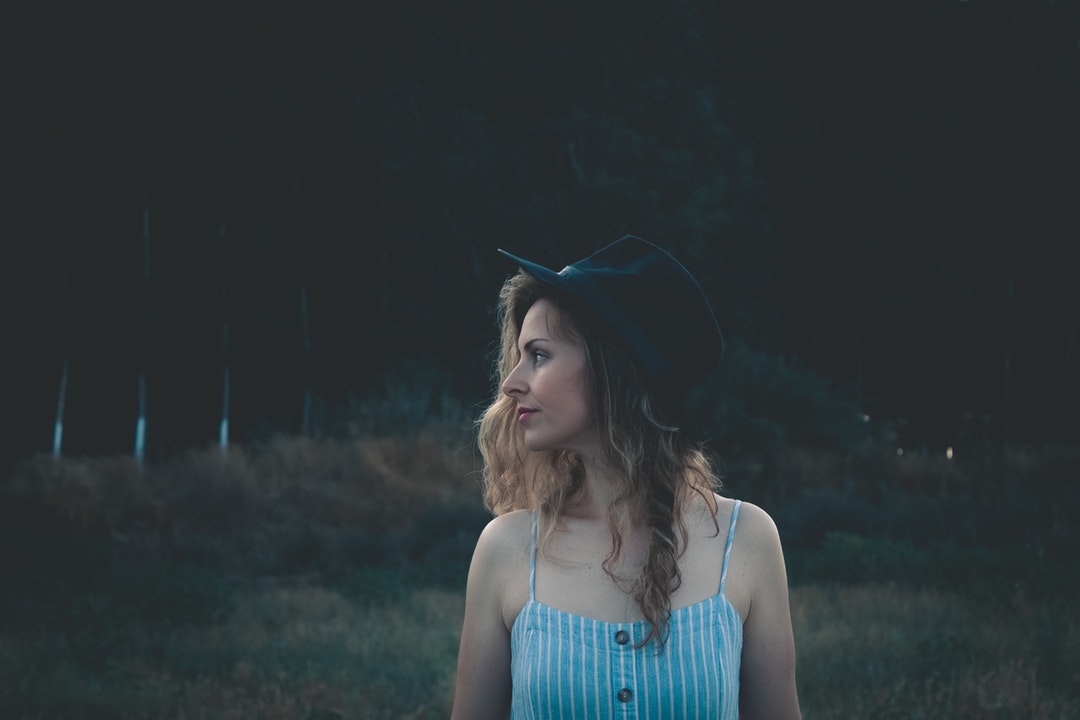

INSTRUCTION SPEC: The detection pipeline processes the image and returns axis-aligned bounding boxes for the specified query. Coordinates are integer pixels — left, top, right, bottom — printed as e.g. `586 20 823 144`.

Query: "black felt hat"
498 235 724 403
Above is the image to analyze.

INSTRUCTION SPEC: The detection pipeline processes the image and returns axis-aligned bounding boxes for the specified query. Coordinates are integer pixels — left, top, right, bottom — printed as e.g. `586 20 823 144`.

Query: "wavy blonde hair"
478 272 721 647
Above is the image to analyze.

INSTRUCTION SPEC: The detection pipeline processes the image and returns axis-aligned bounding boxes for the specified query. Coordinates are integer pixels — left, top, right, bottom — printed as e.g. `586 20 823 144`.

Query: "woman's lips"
517 408 538 423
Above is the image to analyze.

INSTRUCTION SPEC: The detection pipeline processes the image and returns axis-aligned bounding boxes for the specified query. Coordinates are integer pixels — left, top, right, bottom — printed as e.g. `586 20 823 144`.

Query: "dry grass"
9 429 482 537
2 580 1075 719
3 585 465 720
792 584 1080 719
2 433 1077 718
2 429 486 579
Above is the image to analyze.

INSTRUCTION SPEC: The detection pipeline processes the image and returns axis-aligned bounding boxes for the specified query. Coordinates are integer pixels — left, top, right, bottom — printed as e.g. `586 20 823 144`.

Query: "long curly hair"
478 271 721 647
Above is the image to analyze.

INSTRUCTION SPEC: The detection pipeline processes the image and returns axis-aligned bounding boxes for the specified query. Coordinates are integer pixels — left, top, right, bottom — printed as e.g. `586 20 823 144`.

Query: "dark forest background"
4 4 1080 715
4 1 1079 470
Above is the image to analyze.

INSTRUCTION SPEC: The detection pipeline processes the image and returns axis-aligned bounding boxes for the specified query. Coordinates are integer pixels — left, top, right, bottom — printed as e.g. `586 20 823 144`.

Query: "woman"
451 236 801 719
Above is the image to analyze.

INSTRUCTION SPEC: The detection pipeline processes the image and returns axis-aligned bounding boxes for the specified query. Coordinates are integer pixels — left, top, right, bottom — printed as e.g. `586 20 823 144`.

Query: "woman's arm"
450 516 517 720
737 503 802 720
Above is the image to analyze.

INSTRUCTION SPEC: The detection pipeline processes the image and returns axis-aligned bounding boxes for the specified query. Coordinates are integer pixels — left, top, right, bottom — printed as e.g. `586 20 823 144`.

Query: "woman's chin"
523 438 550 452
522 432 561 453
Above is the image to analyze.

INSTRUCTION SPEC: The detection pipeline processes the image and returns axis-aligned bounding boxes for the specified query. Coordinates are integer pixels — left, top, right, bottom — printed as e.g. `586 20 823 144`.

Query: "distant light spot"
861 414 870 422
946 446 954 460
897 448 904 456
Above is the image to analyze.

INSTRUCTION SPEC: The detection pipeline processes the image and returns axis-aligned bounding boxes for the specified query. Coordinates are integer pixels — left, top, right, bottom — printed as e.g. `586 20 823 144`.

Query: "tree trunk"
220 320 230 453
134 373 147 462
300 284 312 435
219 216 231 453
1067 312 1077 395
52 357 68 460
855 334 864 411
135 196 150 464
1000 277 1014 445
53 244 71 460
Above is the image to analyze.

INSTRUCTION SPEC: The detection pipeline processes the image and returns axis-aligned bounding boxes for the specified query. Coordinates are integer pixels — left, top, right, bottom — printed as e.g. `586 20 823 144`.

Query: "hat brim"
497 249 569 293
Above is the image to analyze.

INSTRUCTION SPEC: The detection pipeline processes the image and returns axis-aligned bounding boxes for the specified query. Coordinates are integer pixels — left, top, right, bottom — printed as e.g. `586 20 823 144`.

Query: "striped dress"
510 501 743 719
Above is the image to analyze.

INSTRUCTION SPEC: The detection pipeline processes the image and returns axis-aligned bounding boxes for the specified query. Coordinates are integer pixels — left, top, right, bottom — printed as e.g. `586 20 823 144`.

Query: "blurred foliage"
687 335 870 456
0 499 233 671
1 430 488 583
336 354 482 440
787 531 1074 600
791 583 1080 719
6 0 1079 473
4 429 1077 599
1 424 1078 716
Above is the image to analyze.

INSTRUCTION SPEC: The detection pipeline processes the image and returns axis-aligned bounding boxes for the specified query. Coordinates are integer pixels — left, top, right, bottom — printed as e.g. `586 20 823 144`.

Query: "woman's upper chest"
502 505 751 628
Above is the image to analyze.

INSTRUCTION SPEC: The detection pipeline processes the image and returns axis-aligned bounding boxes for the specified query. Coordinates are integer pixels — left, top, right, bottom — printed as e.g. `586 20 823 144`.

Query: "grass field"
2 577 1076 719
1 434 1077 718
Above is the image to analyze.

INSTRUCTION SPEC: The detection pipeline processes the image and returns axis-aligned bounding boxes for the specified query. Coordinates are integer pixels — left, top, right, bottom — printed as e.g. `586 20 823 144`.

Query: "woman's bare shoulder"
468 509 533 631
480 508 533 540
714 496 786 572
709 495 778 532
471 509 533 571
731 500 782 544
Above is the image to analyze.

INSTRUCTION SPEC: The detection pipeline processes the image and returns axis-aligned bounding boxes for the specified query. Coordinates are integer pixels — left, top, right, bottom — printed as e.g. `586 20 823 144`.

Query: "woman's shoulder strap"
528 510 538 601
719 499 742 594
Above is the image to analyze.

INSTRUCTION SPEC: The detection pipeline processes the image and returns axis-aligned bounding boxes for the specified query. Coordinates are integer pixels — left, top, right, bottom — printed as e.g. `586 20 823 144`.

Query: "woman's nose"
502 361 526 397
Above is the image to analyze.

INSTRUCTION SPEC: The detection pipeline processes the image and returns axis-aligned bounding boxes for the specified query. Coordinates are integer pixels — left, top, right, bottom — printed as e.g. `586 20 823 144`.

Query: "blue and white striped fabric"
510 501 743 719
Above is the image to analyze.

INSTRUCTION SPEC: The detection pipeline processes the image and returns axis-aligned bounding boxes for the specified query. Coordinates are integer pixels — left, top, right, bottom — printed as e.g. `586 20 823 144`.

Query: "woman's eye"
531 351 547 364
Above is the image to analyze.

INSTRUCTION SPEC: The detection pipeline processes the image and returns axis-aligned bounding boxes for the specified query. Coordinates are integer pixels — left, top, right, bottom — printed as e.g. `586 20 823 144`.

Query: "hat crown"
499 235 724 402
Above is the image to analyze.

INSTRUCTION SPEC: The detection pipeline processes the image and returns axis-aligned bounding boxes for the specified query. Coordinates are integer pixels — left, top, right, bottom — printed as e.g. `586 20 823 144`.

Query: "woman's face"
502 299 596 455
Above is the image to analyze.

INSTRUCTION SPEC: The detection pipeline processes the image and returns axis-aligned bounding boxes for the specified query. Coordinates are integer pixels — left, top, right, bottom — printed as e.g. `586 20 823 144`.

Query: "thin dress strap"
719 500 742 594
528 510 538 601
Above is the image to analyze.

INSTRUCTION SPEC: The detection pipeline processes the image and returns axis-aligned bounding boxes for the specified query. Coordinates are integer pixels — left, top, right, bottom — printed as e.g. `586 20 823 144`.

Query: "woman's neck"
563 453 626 521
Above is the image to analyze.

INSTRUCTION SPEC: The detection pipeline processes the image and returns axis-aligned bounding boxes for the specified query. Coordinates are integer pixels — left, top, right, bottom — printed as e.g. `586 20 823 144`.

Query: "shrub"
686 336 870 456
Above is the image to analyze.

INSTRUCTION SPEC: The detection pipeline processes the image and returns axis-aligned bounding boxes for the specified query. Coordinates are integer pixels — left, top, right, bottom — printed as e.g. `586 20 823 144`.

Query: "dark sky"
3 1 1079 466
